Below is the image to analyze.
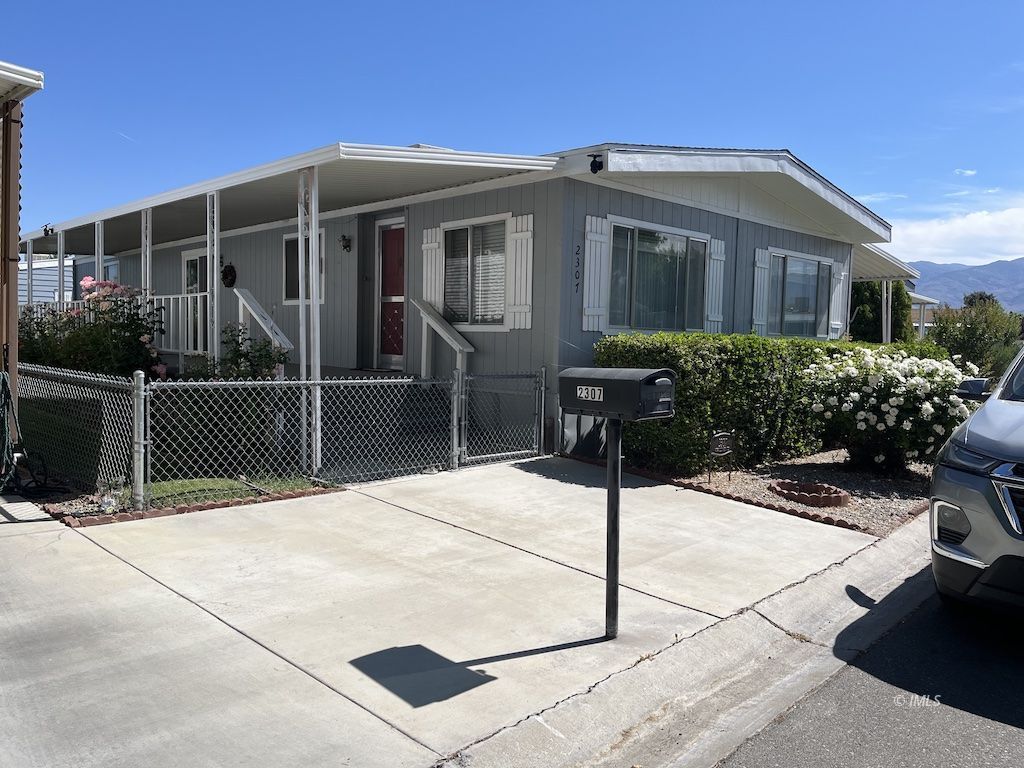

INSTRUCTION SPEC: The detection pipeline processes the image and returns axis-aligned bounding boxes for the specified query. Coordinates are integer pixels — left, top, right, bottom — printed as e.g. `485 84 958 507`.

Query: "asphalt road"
719 584 1024 768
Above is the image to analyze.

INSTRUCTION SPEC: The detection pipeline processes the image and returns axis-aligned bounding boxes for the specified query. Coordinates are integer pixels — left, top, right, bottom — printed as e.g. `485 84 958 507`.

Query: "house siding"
403 178 565 377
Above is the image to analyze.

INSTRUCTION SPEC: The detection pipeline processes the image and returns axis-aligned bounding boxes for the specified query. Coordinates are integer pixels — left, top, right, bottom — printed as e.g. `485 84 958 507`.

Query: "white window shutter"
422 227 443 310
752 248 771 335
829 269 847 339
582 215 611 332
507 214 534 329
704 238 726 333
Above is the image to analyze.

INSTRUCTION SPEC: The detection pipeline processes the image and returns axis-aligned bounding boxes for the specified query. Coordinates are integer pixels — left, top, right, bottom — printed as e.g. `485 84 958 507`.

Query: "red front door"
379 227 405 367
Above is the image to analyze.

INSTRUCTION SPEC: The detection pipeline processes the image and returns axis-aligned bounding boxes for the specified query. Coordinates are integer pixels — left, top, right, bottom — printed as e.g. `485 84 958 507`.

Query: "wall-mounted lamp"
588 153 604 174
339 234 352 252
42 224 55 237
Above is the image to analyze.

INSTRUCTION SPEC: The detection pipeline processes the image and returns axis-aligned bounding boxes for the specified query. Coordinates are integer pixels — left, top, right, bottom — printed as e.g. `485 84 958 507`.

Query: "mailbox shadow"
350 635 606 707
514 456 657 490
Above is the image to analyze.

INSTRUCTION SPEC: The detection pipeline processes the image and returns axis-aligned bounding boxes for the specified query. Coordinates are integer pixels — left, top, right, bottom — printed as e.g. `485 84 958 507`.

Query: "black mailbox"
559 367 676 422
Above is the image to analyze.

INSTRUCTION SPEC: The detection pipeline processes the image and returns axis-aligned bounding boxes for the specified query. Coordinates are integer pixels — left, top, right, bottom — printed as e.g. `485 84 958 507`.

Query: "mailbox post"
558 367 676 639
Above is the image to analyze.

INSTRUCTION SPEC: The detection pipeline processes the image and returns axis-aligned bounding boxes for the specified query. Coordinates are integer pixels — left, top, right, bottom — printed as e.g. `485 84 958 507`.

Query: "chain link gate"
455 369 545 466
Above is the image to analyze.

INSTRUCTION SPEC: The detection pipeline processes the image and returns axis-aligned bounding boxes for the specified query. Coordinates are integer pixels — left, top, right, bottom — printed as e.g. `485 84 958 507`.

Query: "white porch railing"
21 300 88 317
152 292 209 355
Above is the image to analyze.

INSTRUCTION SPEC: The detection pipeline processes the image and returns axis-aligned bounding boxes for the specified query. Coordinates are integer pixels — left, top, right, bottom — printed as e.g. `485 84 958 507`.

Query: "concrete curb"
444 515 934 768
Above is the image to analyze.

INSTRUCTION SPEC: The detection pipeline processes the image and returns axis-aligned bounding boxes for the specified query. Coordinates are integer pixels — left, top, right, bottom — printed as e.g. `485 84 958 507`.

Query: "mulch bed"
675 449 930 536
42 486 347 528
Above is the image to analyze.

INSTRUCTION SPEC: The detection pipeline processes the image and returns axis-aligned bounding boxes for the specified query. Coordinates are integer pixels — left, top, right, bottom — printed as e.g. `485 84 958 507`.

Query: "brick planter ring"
768 480 851 508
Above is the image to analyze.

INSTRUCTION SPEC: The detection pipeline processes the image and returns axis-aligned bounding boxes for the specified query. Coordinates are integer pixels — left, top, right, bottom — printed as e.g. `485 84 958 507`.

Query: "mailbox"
558 367 676 422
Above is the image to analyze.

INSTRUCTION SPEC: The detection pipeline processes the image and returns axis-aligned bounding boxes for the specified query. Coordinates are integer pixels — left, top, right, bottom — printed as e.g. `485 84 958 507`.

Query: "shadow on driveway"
350 636 607 707
511 456 659 490
835 569 1024 729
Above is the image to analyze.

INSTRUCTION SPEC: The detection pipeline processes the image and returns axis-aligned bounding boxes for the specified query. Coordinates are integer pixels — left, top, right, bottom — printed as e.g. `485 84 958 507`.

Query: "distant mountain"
908 257 1024 311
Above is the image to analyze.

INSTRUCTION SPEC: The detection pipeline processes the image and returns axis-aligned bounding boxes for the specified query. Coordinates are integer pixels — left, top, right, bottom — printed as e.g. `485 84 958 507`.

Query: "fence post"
131 370 146 510
450 369 462 470
537 366 546 455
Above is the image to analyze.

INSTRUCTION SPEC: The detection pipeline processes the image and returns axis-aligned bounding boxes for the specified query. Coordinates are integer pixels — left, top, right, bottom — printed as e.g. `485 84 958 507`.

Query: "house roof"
908 291 941 305
0 60 43 104
21 143 558 254
851 243 919 281
557 143 892 245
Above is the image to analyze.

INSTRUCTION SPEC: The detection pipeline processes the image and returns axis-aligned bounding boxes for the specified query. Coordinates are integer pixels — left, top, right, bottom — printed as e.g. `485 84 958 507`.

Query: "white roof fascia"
852 243 920 281
0 60 44 102
602 148 891 243
908 291 941 305
21 142 558 242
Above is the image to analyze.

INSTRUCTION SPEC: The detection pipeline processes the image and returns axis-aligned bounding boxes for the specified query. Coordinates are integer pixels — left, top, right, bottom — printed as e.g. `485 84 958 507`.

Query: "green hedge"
591 332 948 477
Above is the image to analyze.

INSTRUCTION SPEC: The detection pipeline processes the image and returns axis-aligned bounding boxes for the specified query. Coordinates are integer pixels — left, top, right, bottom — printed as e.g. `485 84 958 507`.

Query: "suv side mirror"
956 378 991 402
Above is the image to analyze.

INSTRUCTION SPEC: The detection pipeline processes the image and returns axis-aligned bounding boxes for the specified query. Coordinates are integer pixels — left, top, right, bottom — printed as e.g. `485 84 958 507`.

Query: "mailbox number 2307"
576 385 604 402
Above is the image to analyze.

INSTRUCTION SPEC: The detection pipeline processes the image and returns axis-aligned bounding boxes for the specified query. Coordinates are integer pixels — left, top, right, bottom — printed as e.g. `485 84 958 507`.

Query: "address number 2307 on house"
576 385 604 402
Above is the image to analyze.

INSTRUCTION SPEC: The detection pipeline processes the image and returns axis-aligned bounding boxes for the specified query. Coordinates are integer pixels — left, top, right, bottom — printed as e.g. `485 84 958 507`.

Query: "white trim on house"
606 213 710 242
281 229 326 306
0 60 44 103
768 245 834 265
181 246 207 293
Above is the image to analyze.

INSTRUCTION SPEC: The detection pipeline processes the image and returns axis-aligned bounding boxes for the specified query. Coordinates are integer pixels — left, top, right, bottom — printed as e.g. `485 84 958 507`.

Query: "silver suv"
931 349 1024 609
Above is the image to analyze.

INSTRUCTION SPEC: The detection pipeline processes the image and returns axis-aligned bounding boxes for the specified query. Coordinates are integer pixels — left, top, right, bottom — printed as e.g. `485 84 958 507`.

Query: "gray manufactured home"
20 142 917 422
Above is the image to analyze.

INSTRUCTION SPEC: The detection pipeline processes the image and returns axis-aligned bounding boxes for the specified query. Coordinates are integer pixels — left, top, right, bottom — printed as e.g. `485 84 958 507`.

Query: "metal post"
131 370 146 510
450 369 462 470
207 191 220 360
308 167 321 473
95 220 104 279
25 239 33 306
56 230 65 309
141 208 152 296
605 417 622 640
919 302 926 339
536 366 546 454
297 172 310 472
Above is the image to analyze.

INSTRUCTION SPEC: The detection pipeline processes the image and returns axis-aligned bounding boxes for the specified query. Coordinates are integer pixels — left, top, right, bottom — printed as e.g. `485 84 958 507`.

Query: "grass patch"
148 476 316 507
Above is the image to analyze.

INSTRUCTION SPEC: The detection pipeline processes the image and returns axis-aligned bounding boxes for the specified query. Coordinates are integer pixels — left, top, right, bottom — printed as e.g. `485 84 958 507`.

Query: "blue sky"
8 0 1024 264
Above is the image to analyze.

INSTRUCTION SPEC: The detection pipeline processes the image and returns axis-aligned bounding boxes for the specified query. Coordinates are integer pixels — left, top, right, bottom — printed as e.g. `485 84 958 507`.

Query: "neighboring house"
20 141 914 407
18 258 75 304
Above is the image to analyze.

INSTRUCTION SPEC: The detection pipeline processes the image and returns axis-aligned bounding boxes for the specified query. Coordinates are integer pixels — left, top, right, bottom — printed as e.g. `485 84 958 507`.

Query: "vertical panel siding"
143 217 360 369
404 178 564 377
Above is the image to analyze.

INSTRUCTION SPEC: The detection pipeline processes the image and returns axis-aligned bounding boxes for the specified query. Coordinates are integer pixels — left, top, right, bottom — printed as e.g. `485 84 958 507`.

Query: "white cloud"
887 200 1024 265
953 168 977 176
856 192 907 203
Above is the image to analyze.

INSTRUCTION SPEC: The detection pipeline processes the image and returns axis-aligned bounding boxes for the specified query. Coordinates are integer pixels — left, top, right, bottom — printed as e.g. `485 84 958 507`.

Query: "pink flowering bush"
19 277 164 378
803 347 977 472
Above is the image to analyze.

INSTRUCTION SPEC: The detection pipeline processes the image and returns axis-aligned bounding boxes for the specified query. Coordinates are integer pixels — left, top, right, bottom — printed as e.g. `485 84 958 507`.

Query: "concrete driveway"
0 458 877 767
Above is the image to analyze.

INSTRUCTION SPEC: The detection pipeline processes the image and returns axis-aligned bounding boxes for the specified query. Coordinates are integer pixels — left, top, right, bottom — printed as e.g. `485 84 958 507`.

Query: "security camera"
588 153 604 174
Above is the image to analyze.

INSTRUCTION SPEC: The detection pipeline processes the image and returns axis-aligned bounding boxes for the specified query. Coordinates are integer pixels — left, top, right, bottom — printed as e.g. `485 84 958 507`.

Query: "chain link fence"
16 364 544 508
16 363 135 490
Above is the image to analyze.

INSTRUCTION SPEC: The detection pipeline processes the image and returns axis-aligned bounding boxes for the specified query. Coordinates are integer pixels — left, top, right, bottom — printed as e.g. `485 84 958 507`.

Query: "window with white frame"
283 232 325 304
443 219 506 325
609 224 707 330
102 260 119 283
766 253 832 337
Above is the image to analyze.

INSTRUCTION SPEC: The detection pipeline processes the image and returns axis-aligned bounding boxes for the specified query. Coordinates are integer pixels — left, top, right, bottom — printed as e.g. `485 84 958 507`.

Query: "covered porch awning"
20 143 558 255
851 243 919 282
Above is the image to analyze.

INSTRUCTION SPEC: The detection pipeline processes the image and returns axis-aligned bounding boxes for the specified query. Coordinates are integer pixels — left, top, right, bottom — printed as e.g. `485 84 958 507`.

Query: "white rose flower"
902 420 912 430
841 402 853 412
862 385 873 393
957 405 970 418
857 422 867 431
934 424 945 435
824 411 833 419
811 403 825 413
877 423 886 431
850 392 861 402
826 396 838 406
874 454 885 463
928 436 935 443
880 403 890 412
869 397 877 405
856 411 866 420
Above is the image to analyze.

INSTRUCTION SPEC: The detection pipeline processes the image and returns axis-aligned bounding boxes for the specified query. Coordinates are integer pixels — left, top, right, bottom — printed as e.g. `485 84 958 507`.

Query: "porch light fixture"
42 224 54 237
340 234 352 252
588 153 604 174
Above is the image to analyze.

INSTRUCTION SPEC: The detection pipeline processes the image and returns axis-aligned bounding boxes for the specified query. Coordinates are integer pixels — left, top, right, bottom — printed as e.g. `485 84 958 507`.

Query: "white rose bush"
802 347 977 472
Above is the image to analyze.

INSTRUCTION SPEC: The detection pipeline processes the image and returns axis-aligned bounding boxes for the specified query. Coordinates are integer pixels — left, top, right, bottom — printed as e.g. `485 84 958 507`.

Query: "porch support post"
140 208 152 296
307 166 321 472
919 302 926 339
297 170 310 472
95 220 104 280
56 230 65 310
880 280 892 343
25 239 33 306
1 100 22 396
206 192 220 360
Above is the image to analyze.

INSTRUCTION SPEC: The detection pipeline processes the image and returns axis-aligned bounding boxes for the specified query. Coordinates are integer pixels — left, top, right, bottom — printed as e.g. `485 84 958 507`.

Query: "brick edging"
46 486 347 528
562 453 872 532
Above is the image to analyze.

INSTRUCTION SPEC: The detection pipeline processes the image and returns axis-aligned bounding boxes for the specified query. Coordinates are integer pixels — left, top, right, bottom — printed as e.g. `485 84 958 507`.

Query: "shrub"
184 322 289 380
927 299 1022 378
802 347 975 472
19 277 164 378
592 332 948 477
850 281 915 342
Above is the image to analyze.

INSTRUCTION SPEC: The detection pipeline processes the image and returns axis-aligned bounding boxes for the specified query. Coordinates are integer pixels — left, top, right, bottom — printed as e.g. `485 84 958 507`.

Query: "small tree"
850 281 914 343
963 291 998 308
927 299 1022 378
